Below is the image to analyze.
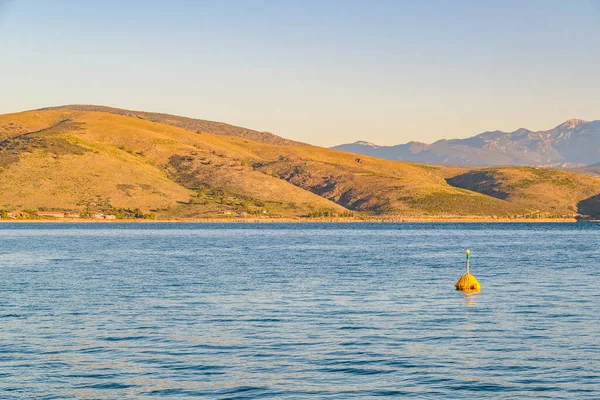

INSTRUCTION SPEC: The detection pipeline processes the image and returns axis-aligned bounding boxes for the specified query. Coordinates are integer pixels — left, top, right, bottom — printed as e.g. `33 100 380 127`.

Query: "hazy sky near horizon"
1 0 599 146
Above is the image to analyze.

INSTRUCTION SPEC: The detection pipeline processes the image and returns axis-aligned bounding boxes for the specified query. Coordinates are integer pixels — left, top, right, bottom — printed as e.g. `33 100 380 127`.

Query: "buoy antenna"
466 249 471 275
455 248 480 294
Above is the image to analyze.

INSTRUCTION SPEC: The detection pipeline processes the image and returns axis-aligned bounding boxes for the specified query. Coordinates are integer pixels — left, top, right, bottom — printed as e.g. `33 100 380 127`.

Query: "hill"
1 106 599 220
569 166 600 178
333 119 600 167
0 109 341 219
41 105 300 146
446 167 600 219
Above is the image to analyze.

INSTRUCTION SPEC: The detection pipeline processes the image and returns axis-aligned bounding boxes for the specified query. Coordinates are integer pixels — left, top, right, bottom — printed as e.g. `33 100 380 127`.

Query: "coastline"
0 217 590 223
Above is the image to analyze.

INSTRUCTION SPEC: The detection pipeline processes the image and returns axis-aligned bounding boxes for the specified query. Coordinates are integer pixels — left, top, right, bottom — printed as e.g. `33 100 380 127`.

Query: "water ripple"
0 222 598 398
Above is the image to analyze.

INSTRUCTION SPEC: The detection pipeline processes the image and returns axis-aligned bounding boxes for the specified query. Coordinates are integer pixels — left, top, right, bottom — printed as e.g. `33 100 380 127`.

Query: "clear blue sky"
1 0 599 146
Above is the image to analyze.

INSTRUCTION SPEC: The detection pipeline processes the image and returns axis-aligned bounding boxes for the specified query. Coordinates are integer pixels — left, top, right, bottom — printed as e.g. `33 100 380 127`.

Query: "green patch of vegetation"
409 191 517 216
116 183 137 196
515 167 577 188
114 208 156 220
507 179 536 189
77 195 114 217
413 164 440 172
177 188 277 217
307 209 354 218
0 120 88 168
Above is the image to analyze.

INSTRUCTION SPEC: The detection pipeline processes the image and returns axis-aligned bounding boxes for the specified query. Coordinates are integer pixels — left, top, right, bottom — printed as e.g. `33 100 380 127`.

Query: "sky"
1 0 599 147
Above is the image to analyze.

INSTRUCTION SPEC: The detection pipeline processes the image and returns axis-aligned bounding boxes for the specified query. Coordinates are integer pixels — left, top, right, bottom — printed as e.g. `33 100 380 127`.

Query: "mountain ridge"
39 104 301 146
333 119 600 167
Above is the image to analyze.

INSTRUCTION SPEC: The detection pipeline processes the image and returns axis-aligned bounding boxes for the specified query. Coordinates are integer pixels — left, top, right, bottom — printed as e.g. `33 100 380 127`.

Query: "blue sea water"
0 222 599 399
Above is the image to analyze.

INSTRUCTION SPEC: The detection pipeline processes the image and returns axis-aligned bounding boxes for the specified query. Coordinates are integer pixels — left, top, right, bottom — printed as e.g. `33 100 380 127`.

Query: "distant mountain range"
332 119 600 167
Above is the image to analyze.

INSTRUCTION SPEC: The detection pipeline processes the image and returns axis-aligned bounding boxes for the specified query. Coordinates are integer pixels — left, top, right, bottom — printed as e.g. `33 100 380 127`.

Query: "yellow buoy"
455 249 481 294
455 272 481 292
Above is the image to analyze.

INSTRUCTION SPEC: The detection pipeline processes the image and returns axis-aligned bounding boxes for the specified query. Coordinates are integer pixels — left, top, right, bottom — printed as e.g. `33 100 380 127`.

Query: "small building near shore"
8 211 30 219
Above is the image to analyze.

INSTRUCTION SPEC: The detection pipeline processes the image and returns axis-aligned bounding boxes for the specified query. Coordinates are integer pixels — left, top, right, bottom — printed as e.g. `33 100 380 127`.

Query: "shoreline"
0 217 593 224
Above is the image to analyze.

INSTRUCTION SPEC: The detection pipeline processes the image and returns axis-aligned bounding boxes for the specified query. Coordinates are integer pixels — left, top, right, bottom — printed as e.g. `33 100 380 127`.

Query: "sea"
0 223 598 399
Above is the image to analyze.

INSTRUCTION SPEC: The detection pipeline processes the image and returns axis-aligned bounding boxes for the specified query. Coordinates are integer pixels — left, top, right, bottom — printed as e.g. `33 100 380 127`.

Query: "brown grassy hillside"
41 105 300 146
0 109 341 218
446 167 600 218
249 153 526 216
1 107 599 220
